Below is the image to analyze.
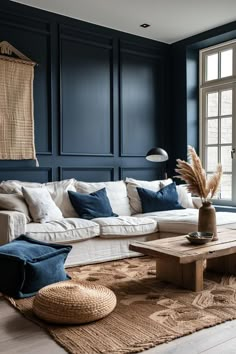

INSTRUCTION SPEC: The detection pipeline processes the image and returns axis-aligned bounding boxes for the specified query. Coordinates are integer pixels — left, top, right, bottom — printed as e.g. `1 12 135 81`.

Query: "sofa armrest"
0 211 26 245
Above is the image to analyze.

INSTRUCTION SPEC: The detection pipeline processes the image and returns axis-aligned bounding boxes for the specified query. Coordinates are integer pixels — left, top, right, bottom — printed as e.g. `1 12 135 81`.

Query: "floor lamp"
145 147 169 179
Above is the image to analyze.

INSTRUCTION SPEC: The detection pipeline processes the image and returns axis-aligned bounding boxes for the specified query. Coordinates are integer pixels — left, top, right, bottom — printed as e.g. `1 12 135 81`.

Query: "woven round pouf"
32 281 117 324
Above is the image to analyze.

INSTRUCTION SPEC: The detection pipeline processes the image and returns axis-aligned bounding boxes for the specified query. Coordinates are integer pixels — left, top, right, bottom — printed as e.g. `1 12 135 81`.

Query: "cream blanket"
0 57 37 162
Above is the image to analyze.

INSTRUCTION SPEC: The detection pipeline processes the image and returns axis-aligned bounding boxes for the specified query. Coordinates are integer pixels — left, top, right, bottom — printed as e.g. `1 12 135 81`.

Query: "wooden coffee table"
130 230 236 292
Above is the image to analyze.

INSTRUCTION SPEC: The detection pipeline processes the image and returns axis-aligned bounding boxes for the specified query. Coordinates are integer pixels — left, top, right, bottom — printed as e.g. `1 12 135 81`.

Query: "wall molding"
119 40 164 157
59 24 114 156
119 166 165 180
0 167 53 182
0 1 168 184
59 166 114 181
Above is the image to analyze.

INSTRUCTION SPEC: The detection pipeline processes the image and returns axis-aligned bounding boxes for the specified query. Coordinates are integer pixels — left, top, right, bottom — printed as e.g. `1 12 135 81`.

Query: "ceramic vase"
198 201 217 241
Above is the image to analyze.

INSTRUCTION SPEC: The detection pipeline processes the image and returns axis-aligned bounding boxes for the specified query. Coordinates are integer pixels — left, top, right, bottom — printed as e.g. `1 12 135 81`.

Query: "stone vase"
198 201 217 241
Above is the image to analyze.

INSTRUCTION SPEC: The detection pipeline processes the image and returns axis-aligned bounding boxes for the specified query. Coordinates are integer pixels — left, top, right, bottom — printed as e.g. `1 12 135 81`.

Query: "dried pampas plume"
175 146 222 203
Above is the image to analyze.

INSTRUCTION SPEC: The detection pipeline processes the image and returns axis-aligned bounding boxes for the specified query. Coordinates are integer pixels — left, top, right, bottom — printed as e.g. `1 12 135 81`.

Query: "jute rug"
6 257 236 354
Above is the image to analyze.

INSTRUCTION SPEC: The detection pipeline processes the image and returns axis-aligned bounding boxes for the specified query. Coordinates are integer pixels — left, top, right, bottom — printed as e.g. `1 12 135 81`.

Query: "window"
200 40 236 204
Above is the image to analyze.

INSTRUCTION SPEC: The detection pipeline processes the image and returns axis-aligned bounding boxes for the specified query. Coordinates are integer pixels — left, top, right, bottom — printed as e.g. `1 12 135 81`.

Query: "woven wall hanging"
0 41 38 166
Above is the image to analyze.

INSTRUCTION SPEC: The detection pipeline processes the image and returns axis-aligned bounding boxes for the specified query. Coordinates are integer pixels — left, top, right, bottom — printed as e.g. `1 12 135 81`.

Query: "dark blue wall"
0 0 170 183
170 21 236 174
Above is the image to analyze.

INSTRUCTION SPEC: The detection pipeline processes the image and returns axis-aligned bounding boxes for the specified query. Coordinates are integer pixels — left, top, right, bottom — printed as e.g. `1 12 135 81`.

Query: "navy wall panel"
120 167 165 181
0 1 170 183
0 167 52 183
60 26 114 156
60 167 114 182
120 41 164 157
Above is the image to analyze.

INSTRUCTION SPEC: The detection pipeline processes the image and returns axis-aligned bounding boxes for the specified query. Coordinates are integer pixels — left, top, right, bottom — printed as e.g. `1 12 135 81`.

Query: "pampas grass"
175 146 222 203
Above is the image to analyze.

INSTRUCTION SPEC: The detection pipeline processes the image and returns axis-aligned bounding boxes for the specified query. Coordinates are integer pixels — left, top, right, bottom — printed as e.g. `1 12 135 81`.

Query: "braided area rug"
6 257 236 354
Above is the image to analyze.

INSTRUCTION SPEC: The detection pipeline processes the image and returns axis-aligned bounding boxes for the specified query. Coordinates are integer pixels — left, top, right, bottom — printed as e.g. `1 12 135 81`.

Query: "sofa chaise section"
135 209 236 235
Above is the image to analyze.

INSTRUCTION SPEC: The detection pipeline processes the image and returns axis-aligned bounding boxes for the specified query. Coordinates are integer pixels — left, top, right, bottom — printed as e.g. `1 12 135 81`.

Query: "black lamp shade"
146 147 168 162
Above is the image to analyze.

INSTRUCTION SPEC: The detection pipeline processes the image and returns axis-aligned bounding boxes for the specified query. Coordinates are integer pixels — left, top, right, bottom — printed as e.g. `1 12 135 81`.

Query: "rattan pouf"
32 281 117 324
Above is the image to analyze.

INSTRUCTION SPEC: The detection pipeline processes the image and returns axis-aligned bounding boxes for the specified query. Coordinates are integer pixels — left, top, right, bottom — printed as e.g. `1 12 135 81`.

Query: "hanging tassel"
35 158 39 167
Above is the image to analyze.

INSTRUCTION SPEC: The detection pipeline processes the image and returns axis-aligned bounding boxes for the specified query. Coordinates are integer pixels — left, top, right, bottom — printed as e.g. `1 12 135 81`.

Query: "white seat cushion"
75 180 131 216
26 218 100 243
93 216 158 238
135 209 236 234
135 209 199 233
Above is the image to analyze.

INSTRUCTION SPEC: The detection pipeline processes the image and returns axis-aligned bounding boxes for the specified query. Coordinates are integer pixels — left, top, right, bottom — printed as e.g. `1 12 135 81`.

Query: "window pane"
221 90 232 116
206 53 218 81
207 146 218 171
207 119 218 144
220 174 232 199
207 92 218 117
221 145 232 172
220 49 233 78
221 117 232 143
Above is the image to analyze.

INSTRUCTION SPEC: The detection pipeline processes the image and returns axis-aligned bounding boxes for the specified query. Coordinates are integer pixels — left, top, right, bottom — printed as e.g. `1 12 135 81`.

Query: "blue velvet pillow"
0 235 72 298
137 182 184 213
68 188 118 220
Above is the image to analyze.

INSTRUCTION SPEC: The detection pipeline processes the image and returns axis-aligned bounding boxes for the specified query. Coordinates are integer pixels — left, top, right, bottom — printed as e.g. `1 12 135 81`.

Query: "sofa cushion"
75 180 131 216
45 179 77 218
22 187 63 223
0 193 31 223
0 235 71 298
137 183 184 213
135 209 199 234
26 218 100 243
135 209 236 234
0 180 42 194
176 185 194 209
125 177 173 214
0 179 78 219
160 181 194 209
93 216 158 238
68 188 118 220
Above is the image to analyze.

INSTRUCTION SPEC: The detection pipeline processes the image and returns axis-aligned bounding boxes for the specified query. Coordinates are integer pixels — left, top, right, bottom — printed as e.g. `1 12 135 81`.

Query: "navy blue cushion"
0 235 72 298
68 188 118 220
137 182 184 213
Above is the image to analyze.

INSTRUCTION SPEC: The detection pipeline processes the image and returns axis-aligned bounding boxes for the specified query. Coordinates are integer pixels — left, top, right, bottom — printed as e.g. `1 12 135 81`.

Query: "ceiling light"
140 23 150 28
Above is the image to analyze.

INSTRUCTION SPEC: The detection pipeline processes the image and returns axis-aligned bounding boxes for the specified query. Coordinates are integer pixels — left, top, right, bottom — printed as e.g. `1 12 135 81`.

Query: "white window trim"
200 39 236 205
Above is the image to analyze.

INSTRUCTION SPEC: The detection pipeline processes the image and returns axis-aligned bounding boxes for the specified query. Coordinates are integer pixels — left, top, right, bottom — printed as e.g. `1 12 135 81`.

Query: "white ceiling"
11 0 236 44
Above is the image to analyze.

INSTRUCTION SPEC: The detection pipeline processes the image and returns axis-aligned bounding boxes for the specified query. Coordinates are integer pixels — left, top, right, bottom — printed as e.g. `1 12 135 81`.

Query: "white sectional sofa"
0 177 236 267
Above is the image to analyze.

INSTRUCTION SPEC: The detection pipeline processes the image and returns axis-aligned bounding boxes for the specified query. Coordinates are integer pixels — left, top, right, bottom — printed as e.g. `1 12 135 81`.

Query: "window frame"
200 39 236 205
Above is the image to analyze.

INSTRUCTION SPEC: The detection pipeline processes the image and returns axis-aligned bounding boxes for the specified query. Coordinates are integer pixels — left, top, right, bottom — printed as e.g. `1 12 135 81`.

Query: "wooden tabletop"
130 229 236 264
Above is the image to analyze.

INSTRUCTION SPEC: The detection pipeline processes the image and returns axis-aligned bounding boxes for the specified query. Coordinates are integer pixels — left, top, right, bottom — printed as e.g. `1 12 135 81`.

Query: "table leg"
207 254 236 275
156 258 204 292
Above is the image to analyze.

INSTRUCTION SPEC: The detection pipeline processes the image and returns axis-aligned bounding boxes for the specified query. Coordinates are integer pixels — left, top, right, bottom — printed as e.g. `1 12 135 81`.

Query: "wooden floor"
1 296 236 354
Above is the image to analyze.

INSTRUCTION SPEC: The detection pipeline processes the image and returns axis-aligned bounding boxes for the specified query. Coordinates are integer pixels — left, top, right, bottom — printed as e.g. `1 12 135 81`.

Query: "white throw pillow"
22 186 63 223
125 177 173 214
176 185 194 208
45 179 78 218
74 180 131 216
